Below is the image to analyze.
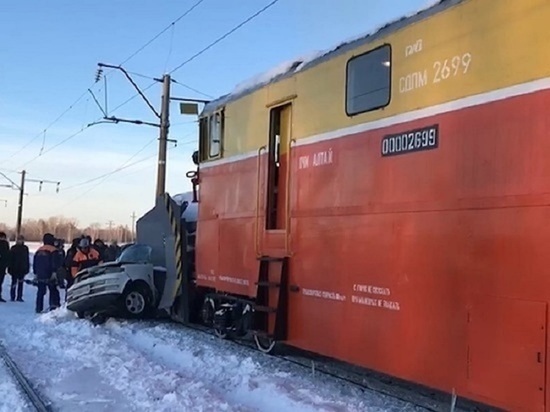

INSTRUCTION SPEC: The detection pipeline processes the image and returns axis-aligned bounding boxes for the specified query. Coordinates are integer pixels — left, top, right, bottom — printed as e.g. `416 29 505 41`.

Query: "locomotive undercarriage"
199 292 277 353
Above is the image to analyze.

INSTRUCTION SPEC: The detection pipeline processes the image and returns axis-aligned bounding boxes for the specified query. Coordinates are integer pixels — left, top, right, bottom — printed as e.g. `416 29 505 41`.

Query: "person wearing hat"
0 232 9 302
33 233 62 313
8 235 29 302
72 237 102 278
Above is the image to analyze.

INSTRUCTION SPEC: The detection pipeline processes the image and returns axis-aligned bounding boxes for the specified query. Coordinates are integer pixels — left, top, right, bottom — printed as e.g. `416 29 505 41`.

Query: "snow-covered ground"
0 245 424 411
0 359 31 412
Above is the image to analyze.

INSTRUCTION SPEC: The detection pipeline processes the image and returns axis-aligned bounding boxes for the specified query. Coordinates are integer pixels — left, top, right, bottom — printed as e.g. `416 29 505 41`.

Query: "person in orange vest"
71 238 102 277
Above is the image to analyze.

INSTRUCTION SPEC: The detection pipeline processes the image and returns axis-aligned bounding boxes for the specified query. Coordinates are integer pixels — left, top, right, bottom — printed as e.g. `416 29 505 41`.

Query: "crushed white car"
66 244 169 320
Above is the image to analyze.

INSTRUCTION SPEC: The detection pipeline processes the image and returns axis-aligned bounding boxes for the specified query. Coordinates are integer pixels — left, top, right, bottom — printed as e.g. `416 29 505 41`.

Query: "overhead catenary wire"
0 89 90 163
15 121 102 170
169 0 282 75
118 0 208 67
164 23 176 73
172 79 214 99
58 155 157 210
60 125 197 197
62 137 158 191
103 0 281 122
6 0 209 167
126 70 158 81
59 146 176 210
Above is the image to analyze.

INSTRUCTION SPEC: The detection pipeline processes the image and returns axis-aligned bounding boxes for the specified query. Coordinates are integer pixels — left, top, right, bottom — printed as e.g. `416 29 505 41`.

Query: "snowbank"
106 321 418 412
0 288 420 411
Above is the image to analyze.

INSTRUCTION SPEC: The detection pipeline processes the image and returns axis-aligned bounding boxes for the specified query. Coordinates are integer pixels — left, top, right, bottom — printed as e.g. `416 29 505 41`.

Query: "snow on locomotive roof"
203 0 456 116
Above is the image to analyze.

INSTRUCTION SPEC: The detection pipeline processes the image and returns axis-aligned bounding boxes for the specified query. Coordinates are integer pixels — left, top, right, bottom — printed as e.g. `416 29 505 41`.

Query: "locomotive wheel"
203 297 229 339
235 303 253 338
201 297 215 326
254 334 276 354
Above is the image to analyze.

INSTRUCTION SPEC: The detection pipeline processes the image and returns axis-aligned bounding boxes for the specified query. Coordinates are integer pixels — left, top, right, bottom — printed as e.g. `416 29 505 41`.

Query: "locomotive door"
253 103 293 349
262 103 292 256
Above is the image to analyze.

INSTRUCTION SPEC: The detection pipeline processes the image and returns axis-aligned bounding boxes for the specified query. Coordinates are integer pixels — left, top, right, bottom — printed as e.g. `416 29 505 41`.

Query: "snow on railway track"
0 284 425 411
0 343 41 412
104 320 424 412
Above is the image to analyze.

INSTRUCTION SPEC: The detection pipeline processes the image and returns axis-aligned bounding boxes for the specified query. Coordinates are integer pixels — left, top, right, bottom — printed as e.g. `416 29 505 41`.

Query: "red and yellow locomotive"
188 0 550 410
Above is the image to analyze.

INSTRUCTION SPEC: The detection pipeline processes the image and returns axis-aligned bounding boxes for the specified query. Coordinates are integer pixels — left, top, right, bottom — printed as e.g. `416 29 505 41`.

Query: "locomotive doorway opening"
266 103 292 233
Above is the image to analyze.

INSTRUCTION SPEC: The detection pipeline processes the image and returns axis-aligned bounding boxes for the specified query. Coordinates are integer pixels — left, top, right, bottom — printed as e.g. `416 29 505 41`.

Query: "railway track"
180 322 489 412
0 342 52 412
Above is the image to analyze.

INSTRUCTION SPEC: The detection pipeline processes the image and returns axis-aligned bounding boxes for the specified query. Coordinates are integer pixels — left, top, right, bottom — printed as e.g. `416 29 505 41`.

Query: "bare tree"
3 216 133 243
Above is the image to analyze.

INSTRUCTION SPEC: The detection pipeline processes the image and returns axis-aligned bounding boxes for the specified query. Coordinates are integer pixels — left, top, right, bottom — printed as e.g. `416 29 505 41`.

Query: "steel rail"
0 342 52 412
179 322 449 412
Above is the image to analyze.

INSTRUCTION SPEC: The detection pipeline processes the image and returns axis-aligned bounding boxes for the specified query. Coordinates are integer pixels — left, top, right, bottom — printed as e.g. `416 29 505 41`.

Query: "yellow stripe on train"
216 0 550 158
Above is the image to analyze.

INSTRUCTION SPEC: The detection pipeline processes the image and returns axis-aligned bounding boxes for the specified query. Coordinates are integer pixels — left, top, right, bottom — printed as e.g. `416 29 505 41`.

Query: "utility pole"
156 74 171 198
93 64 177 201
15 170 26 238
107 220 114 242
0 170 60 238
130 211 137 242
93 65 209 201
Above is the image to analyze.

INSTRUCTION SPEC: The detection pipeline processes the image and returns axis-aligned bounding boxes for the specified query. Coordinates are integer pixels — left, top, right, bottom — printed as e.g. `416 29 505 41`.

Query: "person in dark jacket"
106 241 121 262
53 238 66 289
92 239 108 261
0 232 10 302
8 235 29 302
33 233 62 313
64 238 80 290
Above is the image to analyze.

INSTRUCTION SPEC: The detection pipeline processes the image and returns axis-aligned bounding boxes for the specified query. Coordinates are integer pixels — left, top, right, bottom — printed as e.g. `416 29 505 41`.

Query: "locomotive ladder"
254 256 289 342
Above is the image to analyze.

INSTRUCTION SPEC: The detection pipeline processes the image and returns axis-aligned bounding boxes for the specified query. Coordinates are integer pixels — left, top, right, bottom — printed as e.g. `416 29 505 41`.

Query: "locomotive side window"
198 117 209 162
198 111 224 161
209 112 222 158
346 44 391 116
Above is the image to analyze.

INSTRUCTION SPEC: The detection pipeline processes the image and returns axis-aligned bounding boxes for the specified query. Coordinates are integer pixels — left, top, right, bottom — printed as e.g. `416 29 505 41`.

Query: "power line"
15 122 101 169
172 79 214 99
164 23 176 73
62 138 157 191
99 0 279 118
169 0 282 75
59 146 174 211
126 70 157 81
58 155 156 210
119 0 208 67
5 0 209 167
108 81 158 114
0 89 91 163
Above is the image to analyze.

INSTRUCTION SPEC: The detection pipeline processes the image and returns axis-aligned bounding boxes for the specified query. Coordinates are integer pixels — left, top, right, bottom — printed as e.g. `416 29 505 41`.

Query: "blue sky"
0 0 431 229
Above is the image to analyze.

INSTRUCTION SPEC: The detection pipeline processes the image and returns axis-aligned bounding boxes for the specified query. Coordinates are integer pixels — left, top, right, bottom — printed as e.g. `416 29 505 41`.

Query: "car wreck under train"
70 0 550 410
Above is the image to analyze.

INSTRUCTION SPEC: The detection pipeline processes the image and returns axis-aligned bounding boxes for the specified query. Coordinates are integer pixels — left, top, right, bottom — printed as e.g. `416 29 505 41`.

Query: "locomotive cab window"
199 111 224 161
346 44 391 116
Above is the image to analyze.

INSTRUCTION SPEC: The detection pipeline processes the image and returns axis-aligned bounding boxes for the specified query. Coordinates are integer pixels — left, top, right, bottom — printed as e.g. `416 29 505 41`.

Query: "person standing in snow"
72 238 101 276
53 238 66 289
93 238 108 262
0 232 10 303
33 233 62 313
65 237 80 287
8 235 29 302
107 241 121 262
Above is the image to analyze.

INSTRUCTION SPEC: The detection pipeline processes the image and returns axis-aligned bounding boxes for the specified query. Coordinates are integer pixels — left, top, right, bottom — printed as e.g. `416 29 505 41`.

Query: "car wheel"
121 283 151 319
